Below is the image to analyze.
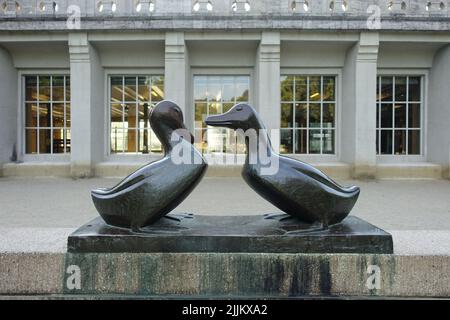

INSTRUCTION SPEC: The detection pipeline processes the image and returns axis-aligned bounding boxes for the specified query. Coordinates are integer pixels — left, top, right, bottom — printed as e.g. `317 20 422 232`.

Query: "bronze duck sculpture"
206 103 360 228
92 100 208 232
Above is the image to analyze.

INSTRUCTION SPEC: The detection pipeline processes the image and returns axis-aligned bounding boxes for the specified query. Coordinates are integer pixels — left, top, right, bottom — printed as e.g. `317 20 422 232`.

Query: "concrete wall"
0 46 17 175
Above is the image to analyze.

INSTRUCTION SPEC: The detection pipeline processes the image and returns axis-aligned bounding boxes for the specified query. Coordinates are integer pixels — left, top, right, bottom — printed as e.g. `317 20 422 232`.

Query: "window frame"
280 68 341 162
105 69 165 162
376 69 427 163
18 70 71 162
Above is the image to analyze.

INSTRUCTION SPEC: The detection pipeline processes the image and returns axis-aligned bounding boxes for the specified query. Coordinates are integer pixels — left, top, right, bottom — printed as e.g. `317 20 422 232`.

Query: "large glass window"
280 75 336 154
110 75 164 154
24 75 71 154
194 75 249 154
376 76 422 155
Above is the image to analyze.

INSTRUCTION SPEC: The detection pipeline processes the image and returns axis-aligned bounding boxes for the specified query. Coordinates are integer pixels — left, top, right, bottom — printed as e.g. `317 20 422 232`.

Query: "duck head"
150 101 194 149
205 103 263 131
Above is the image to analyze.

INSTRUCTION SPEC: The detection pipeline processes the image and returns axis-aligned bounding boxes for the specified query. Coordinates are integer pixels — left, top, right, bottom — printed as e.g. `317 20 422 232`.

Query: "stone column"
69 33 104 178
0 46 17 175
256 31 281 152
164 32 190 128
429 45 450 178
342 32 379 178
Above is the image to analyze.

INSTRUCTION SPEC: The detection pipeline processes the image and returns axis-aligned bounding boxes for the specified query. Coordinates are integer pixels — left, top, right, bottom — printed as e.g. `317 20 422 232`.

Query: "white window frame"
104 68 164 163
280 68 342 163
376 69 427 163
18 69 70 163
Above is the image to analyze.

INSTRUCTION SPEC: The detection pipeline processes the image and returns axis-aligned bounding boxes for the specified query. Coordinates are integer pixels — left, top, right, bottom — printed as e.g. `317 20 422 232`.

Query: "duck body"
242 155 359 226
206 103 360 227
91 101 207 231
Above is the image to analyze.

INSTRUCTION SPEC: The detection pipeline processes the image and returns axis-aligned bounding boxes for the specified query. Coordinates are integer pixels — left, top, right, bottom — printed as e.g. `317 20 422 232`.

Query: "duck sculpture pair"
92 100 360 233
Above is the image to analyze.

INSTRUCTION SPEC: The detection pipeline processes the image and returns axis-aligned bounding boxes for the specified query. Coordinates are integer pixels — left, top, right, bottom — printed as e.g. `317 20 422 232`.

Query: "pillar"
0 46 17 175
69 33 104 178
429 45 450 178
342 32 379 178
256 31 281 152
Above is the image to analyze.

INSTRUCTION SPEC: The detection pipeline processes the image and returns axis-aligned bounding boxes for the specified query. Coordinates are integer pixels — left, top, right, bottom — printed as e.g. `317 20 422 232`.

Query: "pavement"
1 177 450 254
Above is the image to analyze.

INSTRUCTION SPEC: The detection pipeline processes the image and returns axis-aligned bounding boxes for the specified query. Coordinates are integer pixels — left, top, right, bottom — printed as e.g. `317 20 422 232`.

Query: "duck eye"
236 106 243 111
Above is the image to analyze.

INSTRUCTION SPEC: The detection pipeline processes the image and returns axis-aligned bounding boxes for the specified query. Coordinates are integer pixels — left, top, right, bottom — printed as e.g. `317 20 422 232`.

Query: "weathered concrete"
0 252 449 298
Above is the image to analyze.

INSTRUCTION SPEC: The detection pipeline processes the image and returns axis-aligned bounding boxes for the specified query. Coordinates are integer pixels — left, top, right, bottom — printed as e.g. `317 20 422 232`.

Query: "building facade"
0 0 450 179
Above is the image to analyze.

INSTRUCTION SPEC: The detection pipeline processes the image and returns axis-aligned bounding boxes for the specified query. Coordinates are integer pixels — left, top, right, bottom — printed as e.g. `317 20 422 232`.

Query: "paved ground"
1 177 450 230
1 177 450 254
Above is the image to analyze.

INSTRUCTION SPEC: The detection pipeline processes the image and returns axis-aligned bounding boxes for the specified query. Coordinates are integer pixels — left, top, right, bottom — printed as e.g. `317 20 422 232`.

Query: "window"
110 75 164 154
280 75 336 154
24 75 71 154
376 76 422 155
194 75 249 154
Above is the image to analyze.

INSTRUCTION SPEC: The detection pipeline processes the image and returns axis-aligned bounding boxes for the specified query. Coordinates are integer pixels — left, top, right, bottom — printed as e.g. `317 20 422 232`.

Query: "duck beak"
205 113 237 129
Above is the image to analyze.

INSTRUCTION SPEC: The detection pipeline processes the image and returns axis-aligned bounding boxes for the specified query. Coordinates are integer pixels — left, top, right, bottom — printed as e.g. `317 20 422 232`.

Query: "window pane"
281 76 294 101
322 129 335 154
53 128 65 154
309 104 321 128
208 102 221 115
309 130 321 154
323 77 335 101
25 76 37 101
408 130 421 155
124 103 137 128
39 103 51 127
280 129 293 154
376 104 380 128
394 130 406 155
281 103 293 128
111 127 124 153
207 76 221 101
394 104 406 128
39 129 51 153
376 77 380 102
65 129 71 153
195 103 207 128
395 76 407 101
52 76 65 101
222 77 235 101
235 76 249 102
223 102 234 113
65 77 71 101
195 129 207 154
194 76 207 101
66 104 71 127
295 76 307 101
111 77 123 102
149 129 162 153
408 77 421 101
376 129 379 154
380 77 393 101
207 128 225 153
138 76 150 102
124 77 137 101
111 103 123 124
323 103 335 128
309 76 321 101
380 130 393 154
295 130 307 154
138 103 150 128
52 104 64 127
39 76 51 102
25 103 37 127
380 104 393 128
295 103 307 128
408 104 421 128
151 76 164 102
26 129 37 154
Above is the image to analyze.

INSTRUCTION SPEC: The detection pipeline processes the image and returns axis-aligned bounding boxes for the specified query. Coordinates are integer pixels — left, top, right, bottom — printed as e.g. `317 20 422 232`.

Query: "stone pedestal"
68 214 393 254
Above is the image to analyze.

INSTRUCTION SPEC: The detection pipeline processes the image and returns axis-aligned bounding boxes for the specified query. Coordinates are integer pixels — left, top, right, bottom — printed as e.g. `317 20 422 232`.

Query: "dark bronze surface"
67 215 393 253
91 101 208 231
206 104 360 227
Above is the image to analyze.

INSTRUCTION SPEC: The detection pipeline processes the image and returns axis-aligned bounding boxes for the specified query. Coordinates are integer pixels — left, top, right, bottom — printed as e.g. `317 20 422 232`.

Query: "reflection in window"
280 75 336 154
194 75 249 155
110 75 164 154
24 75 71 154
376 76 422 155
